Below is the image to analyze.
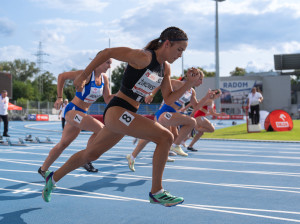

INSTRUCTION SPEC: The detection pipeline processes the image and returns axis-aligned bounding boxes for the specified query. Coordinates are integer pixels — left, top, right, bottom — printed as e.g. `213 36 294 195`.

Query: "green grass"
203 120 300 141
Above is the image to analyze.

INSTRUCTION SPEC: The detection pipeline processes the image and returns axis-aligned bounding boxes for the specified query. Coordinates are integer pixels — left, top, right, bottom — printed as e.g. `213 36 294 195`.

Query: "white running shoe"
167 157 175 162
169 151 177 156
171 145 188 157
126 154 135 172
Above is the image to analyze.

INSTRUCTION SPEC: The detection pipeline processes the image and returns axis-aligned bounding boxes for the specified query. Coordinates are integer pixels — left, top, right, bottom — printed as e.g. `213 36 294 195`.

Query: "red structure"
264 110 293 131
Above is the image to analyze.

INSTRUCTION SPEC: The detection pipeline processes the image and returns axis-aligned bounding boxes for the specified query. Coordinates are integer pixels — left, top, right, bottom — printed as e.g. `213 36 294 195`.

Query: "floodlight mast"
212 0 225 112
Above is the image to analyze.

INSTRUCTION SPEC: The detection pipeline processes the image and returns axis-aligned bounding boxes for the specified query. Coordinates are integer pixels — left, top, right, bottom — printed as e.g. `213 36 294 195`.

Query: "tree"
111 62 127 94
13 80 35 100
230 67 246 76
35 71 57 101
0 59 39 82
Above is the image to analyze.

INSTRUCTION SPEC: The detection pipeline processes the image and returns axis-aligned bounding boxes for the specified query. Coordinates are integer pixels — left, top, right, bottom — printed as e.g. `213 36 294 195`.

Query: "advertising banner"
220 80 263 105
264 110 293 131
36 114 49 121
28 114 36 121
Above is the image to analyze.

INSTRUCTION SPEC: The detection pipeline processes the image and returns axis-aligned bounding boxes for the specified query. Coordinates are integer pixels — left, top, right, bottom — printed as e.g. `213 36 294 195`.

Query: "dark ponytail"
144 27 188 50
144 38 163 50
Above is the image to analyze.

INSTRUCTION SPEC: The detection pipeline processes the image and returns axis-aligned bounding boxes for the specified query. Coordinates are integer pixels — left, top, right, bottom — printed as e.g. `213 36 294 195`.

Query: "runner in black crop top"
120 50 164 102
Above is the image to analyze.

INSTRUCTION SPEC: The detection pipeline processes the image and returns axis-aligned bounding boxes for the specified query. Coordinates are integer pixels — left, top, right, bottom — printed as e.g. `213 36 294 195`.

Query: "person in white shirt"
58 99 68 129
0 90 9 137
247 87 263 124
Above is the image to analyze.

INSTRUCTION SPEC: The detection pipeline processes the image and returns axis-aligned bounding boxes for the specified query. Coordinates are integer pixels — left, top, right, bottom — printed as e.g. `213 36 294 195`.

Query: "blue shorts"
155 104 176 121
63 102 87 118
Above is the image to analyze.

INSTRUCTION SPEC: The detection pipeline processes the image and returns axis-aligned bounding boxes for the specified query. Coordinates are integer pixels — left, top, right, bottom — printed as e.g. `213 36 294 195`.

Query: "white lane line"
0 188 129 201
180 204 300 223
1 169 300 194
2 157 300 178
1 177 300 222
2 157 300 179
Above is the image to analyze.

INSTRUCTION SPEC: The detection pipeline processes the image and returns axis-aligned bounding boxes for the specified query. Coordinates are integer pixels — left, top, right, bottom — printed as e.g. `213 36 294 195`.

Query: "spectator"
58 99 68 129
247 87 263 125
0 90 9 137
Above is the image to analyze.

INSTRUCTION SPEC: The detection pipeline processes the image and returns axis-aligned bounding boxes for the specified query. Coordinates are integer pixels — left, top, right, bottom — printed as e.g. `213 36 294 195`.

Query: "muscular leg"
158 112 196 146
41 123 81 171
188 117 214 148
188 131 204 148
41 111 103 172
132 139 150 158
53 127 125 182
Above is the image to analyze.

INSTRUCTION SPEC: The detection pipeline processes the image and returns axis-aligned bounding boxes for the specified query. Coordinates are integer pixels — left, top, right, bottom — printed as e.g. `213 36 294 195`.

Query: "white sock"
51 175 56 185
153 189 164 195
131 155 135 161
172 143 178 147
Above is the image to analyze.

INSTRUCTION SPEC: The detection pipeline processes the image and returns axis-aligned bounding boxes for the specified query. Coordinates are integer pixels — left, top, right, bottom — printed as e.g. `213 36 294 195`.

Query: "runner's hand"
54 98 63 110
144 94 154 104
185 67 200 86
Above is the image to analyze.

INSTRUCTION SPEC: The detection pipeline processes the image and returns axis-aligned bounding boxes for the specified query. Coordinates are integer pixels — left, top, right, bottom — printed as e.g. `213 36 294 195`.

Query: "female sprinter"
187 89 226 151
38 59 114 177
42 27 200 207
126 73 214 171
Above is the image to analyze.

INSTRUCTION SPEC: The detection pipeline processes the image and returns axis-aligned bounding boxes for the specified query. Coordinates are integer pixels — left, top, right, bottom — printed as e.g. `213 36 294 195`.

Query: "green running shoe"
126 154 135 172
42 171 56 202
149 190 184 207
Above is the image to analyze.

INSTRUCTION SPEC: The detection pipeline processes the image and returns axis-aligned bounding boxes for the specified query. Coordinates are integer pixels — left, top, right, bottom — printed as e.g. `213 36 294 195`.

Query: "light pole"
213 0 225 112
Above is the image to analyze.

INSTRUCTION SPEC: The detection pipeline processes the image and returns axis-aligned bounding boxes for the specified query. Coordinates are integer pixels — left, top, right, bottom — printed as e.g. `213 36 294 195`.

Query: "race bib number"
164 112 172 120
132 69 163 97
119 111 135 126
84 86 103 103
74 114 83 124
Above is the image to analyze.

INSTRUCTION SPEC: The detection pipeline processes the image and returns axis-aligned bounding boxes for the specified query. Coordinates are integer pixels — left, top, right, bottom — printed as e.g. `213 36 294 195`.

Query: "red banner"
264 110 293 131
36 114 49 121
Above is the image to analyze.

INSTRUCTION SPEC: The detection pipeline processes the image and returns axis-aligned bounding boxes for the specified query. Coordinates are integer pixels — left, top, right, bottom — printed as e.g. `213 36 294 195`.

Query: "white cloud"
0 18 15 36
0 45 34 61
30 0 109 13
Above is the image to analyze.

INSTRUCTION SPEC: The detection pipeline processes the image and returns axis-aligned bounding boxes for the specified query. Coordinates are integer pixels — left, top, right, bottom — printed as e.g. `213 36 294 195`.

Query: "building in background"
195 72 294 117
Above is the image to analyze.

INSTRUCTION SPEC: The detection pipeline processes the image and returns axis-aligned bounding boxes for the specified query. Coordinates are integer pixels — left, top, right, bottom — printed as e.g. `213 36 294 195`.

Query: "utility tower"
34 41 49 94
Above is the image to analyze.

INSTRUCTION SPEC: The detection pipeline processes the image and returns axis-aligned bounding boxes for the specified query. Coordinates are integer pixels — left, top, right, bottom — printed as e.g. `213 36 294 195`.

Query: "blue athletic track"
1 121 300 224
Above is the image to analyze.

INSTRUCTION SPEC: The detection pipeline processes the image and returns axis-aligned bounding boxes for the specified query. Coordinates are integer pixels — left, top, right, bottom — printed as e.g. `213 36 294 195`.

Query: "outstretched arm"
161 66 201 105
54 70 83 109
74 48 152 91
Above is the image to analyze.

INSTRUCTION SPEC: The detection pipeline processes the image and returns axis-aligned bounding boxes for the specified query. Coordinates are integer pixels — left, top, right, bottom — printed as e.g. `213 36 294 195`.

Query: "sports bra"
75 71 104 103
120 50 164 102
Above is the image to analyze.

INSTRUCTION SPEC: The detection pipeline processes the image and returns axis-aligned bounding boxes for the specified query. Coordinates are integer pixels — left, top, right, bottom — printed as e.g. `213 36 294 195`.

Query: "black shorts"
103 96 138 124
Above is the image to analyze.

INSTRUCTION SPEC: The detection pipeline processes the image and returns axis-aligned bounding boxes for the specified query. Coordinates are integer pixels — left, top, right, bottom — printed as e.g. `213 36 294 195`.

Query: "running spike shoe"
38 167 47 179
82 162 98 172
149 191 184 207
170 145 188 157
126 154 135 172
42 171 56 202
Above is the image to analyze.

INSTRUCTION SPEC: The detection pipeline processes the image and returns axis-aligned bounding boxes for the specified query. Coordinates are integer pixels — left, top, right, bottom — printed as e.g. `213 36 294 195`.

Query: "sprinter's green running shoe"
42 171 56 202
149 191 184 207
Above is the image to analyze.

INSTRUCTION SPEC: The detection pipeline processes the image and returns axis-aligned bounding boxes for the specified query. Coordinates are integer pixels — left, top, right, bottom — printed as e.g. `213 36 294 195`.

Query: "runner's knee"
155 129 174 147
85 150 102 162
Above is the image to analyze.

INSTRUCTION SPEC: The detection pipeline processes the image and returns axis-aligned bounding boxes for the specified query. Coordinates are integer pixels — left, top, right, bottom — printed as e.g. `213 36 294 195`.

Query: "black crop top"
120 50 164 102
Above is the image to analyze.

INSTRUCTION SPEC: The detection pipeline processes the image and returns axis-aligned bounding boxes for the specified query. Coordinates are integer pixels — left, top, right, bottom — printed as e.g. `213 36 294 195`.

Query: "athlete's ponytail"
144 27 188 50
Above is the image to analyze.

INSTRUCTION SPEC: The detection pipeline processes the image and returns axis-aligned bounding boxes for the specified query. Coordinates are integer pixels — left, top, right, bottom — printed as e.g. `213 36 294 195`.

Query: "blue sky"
1 0 300 79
